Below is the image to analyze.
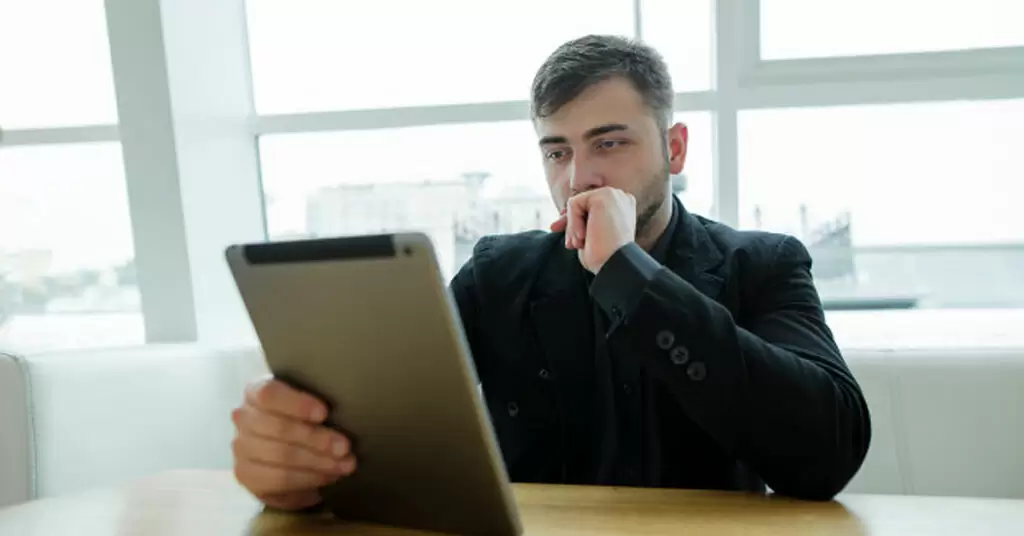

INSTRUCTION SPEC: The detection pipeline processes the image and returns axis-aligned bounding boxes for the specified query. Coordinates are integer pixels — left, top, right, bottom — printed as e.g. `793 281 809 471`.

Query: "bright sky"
1 0 1023 274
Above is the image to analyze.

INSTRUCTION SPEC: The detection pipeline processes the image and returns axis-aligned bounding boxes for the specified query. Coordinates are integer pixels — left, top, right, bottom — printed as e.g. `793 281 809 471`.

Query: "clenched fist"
550 187 637 273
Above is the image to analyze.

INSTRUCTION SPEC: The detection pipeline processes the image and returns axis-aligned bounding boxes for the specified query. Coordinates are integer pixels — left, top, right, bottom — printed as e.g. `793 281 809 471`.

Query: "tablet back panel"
226 233 521 535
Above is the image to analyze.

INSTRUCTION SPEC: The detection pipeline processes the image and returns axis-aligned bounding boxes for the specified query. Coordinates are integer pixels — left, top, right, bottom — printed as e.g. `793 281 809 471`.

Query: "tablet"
225 233 522 536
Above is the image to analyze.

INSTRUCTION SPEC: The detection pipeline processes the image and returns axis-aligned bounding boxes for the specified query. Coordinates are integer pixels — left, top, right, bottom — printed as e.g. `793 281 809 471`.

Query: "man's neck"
635 196 674 252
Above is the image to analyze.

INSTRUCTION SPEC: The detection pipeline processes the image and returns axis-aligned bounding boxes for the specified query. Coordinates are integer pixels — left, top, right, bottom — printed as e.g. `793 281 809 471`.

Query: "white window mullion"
711 0 751 227
737 72 1024 109
633 0 643 40
0 125 119 147
105 0 263 346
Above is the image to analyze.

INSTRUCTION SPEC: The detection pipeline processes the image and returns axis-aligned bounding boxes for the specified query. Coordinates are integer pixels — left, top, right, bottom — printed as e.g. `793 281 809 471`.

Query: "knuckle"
305 425 327 451
254 381 278 408
273 470 294 491
269 441 293 464
269 415 291 439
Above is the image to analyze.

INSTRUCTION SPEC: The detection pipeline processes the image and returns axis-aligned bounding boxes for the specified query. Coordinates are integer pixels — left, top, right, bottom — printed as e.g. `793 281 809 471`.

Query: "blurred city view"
301 171 557 280
295 174 1024 311
3 168 1024 353
3 101 1023 353
0 250 143 351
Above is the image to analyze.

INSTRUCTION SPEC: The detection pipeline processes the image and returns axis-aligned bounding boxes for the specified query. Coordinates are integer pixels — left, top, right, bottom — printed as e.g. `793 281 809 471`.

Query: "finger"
566 195 589 247
235 460 343 496
260 490 323 511
246 378 329 423
233 432 355 476
549 214 567 233
233 405 351 459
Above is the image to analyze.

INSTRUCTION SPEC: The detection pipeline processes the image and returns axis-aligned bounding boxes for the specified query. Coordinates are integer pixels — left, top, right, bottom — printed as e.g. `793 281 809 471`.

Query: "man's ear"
667 122 688 175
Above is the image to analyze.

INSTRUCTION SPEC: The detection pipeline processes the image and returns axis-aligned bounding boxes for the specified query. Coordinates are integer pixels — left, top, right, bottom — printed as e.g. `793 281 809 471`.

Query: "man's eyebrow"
538 124 630 146
584 123 629 139
538 135 568 146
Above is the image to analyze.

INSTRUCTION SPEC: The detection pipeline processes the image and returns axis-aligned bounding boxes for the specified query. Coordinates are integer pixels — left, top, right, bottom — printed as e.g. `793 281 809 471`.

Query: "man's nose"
568 154 603 195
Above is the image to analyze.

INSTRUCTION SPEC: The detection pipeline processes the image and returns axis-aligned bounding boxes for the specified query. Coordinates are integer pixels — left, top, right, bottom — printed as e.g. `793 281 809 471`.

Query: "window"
761 0 1024 60
259 113 710 281
0 0 118 128
246 0 635 114
673 113 713 218
0 143 142 353
638 0 713 92
739 99 1024 310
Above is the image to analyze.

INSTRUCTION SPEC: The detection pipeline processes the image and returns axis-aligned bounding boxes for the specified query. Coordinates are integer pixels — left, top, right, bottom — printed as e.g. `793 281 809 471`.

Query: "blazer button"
669 346 690 365
507 402 519 417
538 368 551 380
686 362 707 382
656 330 675 350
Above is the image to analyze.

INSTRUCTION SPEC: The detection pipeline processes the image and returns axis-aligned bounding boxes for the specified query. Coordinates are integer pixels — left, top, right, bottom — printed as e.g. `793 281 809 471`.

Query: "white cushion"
1 343 1022 506
893 348 1024 498
845 348 1024 498
843 351 906 495
0 353 33 508
3 344 267 500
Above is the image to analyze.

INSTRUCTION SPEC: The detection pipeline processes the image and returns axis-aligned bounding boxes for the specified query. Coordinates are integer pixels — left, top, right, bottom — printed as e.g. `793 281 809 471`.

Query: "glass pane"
246 0 635 114
0 0 118 128
640 0 713 92
0 143 142 353
739 100 1024 310
761 0 1024 59
260 114 711 281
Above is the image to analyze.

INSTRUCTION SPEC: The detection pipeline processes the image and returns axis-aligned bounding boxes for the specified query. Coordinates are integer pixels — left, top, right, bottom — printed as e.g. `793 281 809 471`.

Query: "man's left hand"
550 187 636 273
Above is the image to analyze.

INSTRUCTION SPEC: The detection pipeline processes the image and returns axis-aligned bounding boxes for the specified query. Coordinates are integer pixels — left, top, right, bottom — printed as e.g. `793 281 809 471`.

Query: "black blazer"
450 204 871 500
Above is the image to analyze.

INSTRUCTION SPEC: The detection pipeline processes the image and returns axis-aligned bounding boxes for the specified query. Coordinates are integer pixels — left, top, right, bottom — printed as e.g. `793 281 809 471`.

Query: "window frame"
3 0 1022 350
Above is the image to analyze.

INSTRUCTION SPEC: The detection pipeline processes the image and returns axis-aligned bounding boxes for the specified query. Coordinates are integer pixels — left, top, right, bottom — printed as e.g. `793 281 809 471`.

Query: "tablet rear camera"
403 246 413 257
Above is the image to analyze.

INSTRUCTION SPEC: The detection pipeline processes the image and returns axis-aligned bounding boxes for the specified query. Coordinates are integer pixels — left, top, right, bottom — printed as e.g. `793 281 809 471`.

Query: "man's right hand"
231 377 357 511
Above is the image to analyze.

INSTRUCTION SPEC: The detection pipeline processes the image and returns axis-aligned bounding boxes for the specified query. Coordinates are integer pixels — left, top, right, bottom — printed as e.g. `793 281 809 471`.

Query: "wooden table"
2 470 1023 535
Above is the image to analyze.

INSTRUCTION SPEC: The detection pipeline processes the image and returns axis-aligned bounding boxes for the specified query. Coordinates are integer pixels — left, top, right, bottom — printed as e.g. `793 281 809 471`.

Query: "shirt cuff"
590 242 663 333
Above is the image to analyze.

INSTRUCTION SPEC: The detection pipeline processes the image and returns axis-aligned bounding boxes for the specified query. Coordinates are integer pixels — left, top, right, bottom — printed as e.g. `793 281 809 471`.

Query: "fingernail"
333 439 348 458
310 406 326 422
338 457 357 475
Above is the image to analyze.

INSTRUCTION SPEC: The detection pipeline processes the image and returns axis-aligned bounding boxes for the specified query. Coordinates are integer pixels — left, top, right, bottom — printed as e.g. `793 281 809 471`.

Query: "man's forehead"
533 112 653 142
533 77 655 140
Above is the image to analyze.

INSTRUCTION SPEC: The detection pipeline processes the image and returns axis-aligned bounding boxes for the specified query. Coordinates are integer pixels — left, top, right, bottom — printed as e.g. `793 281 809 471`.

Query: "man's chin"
636 196 668 235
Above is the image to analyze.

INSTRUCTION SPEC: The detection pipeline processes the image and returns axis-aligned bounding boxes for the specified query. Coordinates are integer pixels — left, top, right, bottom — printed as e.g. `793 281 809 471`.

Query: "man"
230 35 871 511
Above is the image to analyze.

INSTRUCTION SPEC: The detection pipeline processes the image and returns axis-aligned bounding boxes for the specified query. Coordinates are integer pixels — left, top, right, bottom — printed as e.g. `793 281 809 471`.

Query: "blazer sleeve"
590 237 871 500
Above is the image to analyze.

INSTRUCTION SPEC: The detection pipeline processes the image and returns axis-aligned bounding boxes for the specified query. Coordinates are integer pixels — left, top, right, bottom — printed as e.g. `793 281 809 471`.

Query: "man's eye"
545 149 567 161
597 139 624 150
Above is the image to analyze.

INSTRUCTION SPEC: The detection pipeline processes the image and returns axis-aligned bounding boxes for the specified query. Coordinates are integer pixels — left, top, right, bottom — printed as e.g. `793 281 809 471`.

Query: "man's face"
533 76 688 233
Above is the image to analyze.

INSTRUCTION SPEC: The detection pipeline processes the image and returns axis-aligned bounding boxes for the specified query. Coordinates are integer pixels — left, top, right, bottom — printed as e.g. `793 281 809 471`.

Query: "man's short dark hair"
531 35 674 131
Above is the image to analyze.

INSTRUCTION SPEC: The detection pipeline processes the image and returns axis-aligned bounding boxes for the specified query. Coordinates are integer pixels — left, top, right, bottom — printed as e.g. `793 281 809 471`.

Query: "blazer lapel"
526 238 595 386
665 202 726 301
524 235 602 483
